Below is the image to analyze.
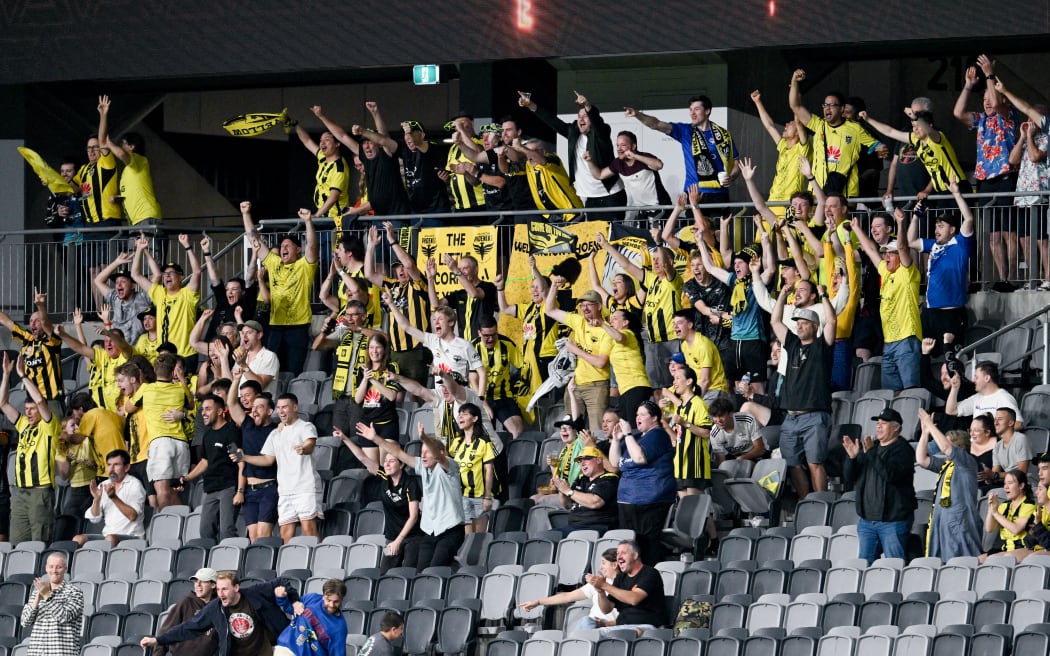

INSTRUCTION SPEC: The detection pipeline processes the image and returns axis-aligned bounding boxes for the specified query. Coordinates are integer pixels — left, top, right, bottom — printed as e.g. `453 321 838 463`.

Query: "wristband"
805 176 815 182
237 488 246 493
104 322 113 328
184 246 192 251
202 252 211 257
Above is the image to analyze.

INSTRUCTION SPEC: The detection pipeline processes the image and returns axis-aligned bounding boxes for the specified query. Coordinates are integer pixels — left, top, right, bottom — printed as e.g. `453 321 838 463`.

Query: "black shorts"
921 307 968 353
1017 204 1047 238
487 397 521 425
852 311 884 355
676 478 711 491
729 339 770 383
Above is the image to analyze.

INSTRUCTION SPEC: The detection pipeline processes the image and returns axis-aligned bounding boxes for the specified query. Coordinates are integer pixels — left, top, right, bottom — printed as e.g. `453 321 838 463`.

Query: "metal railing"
8 190 1050 321
958 302 1050 386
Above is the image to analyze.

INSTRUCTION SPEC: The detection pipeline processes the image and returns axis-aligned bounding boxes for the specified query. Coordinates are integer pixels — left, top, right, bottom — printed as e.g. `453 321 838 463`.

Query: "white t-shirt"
582 581 619 622
261 419 320 495
422 333 482 380
85 475 147 538
243 347 280 396
956 388 1022 423
709 413 762 457
574 137 622 199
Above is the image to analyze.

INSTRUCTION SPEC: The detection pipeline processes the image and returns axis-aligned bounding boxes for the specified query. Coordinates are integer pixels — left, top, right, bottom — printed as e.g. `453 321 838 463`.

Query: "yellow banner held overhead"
414 226 499 295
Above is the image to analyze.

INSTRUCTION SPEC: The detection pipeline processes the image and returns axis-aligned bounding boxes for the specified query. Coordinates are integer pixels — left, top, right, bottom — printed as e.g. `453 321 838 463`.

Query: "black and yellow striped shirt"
15 414 60 488
384 279 432 352
449 434 496 498
446 282 498 344
642 269 684 343
471 334 522 401
517 301 565 362
313 150 350 217
12 326 64 401
447 141 486 210
672 393 712 482
75 154 122 223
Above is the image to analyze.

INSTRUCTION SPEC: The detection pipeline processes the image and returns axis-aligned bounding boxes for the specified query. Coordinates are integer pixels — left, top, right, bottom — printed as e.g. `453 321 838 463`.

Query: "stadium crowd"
8 54 1050 655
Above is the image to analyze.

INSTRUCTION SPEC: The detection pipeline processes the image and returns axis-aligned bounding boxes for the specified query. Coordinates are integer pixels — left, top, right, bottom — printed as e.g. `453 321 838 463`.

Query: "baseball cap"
191 567 218 582
161 262 184 275
238 320 264 333
779 258 798 270
871 408 904 424
879 240 899 253
578 291 603 305
1032 451 1050 466
791 308 820 325
575 446 604 461
110 269 134 282
137 306 157 321
669 352 687 365
553 414 578 429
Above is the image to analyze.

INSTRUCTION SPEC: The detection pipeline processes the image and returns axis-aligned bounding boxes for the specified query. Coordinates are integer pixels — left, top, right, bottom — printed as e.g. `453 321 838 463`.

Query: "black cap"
110 269 133 282
161 262 184 275
137 306 156 321
871 408 903 424
1032 451 1050 466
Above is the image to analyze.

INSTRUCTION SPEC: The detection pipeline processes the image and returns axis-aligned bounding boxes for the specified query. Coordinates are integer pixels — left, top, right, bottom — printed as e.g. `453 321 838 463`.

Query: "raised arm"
337 426 381 474
94 251 133 298
623 106 673 135
32 287 54 337
586 253 611 305
893 210 913 268
695 222 731 285
953 66 978 126
130 233 155 290
739 158 778 224
770 284 790 345
750 90 783 143
53 321 93 359
98 95 131 164
301 211 318 264
543 275 570 324
188 309 213 357
357 421 415 468
200 235 220 288
994 78 1047 125
176 234 202 293
596 232 644 281
788 69 813 125
307 106 359 155
818 285 836 346
659 194 689 251
857 110 910 144
0 354 18 424
225 375 247 426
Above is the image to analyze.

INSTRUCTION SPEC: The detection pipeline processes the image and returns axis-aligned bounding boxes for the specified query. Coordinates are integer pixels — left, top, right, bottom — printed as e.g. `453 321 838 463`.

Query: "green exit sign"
413 65 440 85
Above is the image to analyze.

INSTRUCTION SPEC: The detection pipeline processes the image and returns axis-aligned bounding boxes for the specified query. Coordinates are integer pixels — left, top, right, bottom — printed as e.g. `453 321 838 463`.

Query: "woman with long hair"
448 403 500 534
981 468 1038 563
969 414 998 493
354 333 403 452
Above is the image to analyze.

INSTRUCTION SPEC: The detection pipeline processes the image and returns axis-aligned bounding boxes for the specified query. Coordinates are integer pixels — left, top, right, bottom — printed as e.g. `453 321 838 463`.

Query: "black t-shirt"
682 277 732 351
480 150 513 212
227 594 272 656
446 281 499 343
612 566 666 627
779 331 832 413
893 140 931 197
200 421 241 493
503 155 536 212
360 364 402 427
569 472 619 527
241 420 278 480
207 282 258 340
378 471 425 541
397 140 452 214
361 148 412 215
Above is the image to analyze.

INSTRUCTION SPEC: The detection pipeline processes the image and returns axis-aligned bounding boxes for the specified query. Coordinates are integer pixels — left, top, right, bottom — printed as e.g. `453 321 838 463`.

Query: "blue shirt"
727 273 766 341
922 232 972 309
669 122 738 193
617 427 677 504
276 593 347 656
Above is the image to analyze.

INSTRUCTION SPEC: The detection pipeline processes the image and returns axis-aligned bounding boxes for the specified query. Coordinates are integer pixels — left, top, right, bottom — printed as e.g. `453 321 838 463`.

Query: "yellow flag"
17 147 75 194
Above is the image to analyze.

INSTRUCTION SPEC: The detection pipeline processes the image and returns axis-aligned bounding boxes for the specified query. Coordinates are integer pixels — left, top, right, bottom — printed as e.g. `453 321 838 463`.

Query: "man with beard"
0 288 64 417
584 130 670 227
397 118 452 216
180 395 241 542
227 385 278 542
131 232 202 364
